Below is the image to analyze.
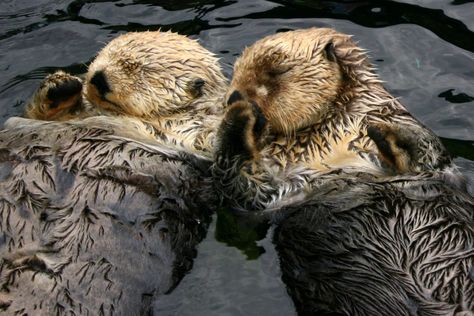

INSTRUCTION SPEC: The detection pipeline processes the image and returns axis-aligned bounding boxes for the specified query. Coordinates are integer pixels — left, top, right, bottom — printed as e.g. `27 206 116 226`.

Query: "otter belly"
274 174 474 316
0 117 215 315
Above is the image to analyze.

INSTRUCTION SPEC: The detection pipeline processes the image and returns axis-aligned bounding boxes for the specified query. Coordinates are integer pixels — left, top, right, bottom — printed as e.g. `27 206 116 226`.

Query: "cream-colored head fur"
24 31 228 153
25 31 227 122
86 31 227 119
229 28 355 134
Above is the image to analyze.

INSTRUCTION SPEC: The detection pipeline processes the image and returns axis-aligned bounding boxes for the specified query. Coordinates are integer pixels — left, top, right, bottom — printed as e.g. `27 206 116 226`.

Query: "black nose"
90 70 110 96
227 90 244 106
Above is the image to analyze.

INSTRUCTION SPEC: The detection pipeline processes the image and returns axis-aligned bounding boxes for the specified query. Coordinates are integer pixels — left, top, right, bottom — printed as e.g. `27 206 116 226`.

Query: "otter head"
85 31 227 119
227 28 374 135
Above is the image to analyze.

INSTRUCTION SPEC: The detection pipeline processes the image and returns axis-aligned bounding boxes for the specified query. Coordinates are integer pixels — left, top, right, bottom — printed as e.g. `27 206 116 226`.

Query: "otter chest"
268 127 383 173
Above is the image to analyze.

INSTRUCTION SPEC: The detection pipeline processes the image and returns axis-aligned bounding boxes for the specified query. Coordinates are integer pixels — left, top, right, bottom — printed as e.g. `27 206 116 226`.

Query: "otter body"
213 28 473 315
0 31 227 314
0 117 215 314
214 28 453 210
274 171 474 316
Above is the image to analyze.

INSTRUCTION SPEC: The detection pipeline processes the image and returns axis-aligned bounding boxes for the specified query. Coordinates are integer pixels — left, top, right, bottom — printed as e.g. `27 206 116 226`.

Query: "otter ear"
323 42 337 62
188 78 206 98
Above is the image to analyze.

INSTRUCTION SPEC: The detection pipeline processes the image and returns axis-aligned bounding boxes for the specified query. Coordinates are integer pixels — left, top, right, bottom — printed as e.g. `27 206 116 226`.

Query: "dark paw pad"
218 100 267 160
250 100 267 139
367 125 398 168
367 123 419 174
46 76 83 109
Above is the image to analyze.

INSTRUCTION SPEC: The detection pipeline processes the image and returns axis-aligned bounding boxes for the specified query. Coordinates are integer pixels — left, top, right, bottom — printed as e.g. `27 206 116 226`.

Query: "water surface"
0 1 473 315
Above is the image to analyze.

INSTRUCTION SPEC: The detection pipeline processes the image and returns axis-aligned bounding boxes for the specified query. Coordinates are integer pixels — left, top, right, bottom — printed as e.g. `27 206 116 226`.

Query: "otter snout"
90 70 111 97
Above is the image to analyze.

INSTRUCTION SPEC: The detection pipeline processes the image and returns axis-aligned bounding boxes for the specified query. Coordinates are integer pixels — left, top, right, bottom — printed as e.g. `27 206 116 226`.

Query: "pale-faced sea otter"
0 31 227 315
213 28 473 315
24 30 227 153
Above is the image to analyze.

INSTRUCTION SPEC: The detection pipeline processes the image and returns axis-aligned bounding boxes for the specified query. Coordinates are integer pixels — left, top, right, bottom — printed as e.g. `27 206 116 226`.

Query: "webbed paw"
367 123 418 174
216 99 267 162
25 71 83 121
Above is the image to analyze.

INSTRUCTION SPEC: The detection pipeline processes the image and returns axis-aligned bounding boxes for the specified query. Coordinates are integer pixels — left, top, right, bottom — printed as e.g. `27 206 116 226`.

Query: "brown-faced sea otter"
213 28 473 315
213 27 459 210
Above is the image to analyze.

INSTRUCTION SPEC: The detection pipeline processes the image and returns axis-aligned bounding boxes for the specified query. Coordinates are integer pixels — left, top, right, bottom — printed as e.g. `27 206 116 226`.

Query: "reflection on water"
0 0 473 314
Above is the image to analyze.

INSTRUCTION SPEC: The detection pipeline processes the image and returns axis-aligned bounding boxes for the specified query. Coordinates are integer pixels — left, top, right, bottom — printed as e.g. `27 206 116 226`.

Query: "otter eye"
267 66 291 77
324 42 337 62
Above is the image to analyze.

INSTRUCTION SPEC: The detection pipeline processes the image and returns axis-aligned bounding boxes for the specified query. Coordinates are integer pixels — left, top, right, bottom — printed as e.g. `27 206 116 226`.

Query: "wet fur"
2 31 228 315
213 27 453 210
273 171 474 316
213 28 473 315
24 31 228 154
0 117 216 314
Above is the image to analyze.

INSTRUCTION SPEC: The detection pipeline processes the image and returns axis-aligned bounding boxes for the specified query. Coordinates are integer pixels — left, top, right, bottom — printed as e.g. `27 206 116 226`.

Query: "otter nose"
227 90 244 106
90 71 111 96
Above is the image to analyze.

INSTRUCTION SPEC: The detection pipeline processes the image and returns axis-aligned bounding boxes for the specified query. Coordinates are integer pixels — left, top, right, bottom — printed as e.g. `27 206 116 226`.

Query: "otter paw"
25 71 83 120
217 100 267 161
367 123 418 174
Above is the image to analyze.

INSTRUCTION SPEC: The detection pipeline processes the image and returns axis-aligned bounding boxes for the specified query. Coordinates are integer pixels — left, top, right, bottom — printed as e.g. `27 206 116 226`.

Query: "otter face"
85 31 227 119
227 28 348 135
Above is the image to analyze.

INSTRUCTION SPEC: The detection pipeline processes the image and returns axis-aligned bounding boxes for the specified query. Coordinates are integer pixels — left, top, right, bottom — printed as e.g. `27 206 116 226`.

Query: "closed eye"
267 66 292 77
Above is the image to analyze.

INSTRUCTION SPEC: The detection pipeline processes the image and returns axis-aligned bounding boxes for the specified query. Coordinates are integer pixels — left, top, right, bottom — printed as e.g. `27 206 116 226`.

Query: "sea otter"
213 28 473 315
0 31 227 315
24 30 227 153
213 27 457 210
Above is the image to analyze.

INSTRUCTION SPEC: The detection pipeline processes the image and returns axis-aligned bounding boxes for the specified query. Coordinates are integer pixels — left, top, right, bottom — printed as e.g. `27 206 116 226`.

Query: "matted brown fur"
213 27 473 316
24 31 228 154
213 27 455 210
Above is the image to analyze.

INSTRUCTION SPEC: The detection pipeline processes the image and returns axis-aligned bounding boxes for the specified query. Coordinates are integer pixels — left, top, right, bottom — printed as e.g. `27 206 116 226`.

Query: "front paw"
217 100 267 162
367 123 417 174
25 71 83 121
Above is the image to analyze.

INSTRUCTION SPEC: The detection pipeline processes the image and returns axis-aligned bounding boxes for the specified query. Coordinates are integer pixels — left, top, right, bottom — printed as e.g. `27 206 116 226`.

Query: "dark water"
0 0 473 315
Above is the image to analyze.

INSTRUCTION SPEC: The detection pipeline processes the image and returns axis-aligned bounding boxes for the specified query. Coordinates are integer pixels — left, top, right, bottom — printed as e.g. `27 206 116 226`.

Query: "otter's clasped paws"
216 100 267 162
25 71 83 121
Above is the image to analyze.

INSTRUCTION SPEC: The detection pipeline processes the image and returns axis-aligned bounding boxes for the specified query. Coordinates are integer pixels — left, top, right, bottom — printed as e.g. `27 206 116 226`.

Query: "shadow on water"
2 0 473 51
438 89 474 104
50 0 240 34
0 0 239 41
441 137 474 161
214 208 270 260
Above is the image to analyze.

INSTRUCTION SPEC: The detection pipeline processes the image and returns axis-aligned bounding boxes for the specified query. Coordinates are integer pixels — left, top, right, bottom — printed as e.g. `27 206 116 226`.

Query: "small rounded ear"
189 78 206 98
323 42 337 62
